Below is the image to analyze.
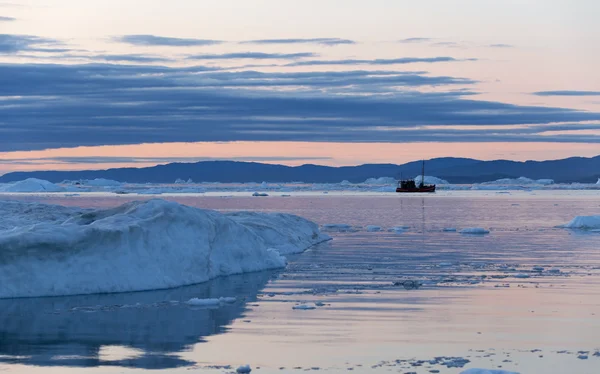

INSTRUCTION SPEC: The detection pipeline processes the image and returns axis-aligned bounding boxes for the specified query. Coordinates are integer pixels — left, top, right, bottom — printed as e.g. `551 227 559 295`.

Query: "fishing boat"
396 160 436 193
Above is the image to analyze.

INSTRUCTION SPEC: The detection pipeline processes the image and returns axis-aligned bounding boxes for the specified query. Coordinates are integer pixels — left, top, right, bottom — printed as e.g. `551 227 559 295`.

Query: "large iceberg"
0 199 327 298
0 178 65 193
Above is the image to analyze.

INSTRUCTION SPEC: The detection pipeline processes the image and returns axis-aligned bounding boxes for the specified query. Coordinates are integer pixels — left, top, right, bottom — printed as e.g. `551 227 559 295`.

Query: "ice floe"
460 227 490 235
0 199 327 298
185 297 237 307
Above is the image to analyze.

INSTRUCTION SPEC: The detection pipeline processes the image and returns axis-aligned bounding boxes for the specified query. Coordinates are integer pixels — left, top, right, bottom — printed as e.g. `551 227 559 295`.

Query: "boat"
396 160 436 193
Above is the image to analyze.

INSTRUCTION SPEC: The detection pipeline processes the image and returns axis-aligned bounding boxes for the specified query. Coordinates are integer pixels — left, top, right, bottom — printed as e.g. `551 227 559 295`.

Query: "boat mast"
420 159 425 187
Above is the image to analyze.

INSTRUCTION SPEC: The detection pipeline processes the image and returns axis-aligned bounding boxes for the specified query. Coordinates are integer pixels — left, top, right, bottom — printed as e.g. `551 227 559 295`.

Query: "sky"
1 0 599 174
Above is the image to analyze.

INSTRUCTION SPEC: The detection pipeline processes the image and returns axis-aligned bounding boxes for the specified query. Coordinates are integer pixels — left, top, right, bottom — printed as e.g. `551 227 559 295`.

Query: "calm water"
1 191 600 373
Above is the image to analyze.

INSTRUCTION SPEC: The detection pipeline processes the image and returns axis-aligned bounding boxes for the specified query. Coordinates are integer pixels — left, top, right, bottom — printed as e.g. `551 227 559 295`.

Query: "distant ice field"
0 192 599 373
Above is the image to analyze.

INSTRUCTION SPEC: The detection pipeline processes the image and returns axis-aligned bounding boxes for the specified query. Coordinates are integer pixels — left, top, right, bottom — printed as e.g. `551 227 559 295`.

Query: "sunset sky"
1 0 599 174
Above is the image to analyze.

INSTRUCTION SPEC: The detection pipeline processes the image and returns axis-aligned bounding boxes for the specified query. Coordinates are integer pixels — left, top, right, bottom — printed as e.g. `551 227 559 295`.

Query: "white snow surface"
597 178 600 185
414 175 450 185
461 369 519 374
0 199 327 298
561 215 600 229
0 178 65 192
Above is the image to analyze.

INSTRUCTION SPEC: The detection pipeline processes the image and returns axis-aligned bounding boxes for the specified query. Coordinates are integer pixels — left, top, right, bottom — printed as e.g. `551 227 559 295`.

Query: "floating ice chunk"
219 297 237 303
461 369 519 374
252 192 269 197
322 224 355 232
366 225 381 232
460 227 490 235
561 215 600 229
185 298 221 307
443 227 457 232
389 226 407 233
236 364 252 373
514 273 530 279
0 178 65 193
0 199 328 298
185 297 237 306
548 268 561 273
293 304 317 310
532 266 544 272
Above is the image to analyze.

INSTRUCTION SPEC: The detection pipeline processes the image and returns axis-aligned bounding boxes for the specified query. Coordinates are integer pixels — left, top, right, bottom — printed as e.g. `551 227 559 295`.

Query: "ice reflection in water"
0 270 279 369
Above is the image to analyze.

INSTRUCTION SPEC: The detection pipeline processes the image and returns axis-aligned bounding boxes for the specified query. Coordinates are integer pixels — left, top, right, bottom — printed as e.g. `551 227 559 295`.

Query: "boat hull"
396 185 436 193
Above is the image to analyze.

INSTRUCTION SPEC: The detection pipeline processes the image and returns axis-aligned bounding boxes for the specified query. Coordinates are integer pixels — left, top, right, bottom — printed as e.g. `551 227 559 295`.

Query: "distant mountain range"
1 156 599 184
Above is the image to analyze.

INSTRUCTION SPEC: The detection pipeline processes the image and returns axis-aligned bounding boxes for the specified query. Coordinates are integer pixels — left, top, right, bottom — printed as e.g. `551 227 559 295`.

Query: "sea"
1 190 599 374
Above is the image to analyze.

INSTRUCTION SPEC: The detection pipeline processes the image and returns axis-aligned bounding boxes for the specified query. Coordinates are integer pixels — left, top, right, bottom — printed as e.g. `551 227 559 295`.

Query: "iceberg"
82 178 122 187
0 199 327 298
414 175 449 185
0 178 65 193
363 177 396 184
561 215 600 229
481 176 553 185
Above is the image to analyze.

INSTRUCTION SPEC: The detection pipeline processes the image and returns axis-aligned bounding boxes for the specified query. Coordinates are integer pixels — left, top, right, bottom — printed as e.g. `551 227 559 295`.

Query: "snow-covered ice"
0 178 65 192
224 211 331 254
561 215 600 229
460 227 490 235
461 369 519 374
0 199 327 298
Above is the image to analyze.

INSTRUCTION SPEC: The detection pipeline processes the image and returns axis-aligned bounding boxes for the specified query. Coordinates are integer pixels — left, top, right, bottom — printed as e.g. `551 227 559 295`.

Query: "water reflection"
0 270 278 369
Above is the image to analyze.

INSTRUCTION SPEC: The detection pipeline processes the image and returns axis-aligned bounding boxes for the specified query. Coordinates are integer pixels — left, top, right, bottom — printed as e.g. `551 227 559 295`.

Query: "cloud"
488 43 513 48
0 34 66 53
398 37 433 43
240 38 355 46
533 90 600 97
0 62 599 152
114 35 222 47
287 56 474 67
187 52 317 60
0 16 15 21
